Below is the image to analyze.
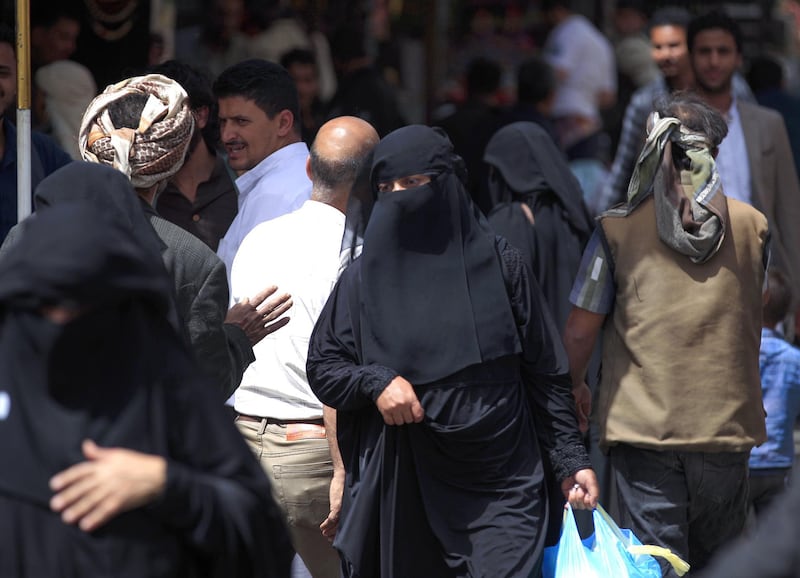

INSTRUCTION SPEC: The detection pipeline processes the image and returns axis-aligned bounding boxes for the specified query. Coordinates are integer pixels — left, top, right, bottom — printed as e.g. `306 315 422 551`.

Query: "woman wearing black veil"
484 121 594 332
0 202 292 577
307 125 597 578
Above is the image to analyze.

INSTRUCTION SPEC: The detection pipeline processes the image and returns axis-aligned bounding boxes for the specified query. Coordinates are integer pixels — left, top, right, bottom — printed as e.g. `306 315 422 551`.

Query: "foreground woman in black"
307 125 597 578
0 202 292 577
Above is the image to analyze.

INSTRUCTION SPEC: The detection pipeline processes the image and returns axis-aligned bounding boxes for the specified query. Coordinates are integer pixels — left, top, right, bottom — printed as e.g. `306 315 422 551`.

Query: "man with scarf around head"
563 92 769 577
306 125 598 578
0 202 293 577
77 73 292 398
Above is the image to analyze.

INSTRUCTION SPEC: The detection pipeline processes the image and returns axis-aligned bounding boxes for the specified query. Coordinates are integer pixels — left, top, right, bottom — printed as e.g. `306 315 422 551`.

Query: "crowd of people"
2 1 800 577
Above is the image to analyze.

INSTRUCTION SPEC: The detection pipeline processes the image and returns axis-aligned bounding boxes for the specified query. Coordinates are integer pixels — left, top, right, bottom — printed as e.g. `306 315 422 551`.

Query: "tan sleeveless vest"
597 196 768 452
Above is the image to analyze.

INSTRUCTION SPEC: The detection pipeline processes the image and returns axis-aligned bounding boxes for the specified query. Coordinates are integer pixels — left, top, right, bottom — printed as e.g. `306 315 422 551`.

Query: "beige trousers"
236 418 340 578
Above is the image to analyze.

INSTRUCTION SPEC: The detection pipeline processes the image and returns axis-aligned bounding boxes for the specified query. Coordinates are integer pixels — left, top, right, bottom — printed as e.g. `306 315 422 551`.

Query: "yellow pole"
16 0 32 224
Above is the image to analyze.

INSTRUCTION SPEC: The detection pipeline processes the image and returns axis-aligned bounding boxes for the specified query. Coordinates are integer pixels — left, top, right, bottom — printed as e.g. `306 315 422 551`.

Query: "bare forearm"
562 308 604 388
323 405 344 474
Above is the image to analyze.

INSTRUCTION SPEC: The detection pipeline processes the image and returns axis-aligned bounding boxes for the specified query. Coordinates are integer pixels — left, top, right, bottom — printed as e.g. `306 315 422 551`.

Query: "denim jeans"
609 444 749 577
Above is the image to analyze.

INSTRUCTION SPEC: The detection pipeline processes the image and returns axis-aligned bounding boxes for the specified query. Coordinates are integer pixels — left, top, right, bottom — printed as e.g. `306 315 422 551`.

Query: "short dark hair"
0 22 14 52
466 57 501 98
107 93 150 129
747 55 783 94
764 268 794 326
148 59 219 149
309 144 365 194
280 48 316 70
655 91 728 149
213 59 299 123
148 59 212 110
517 57 555 104
687 9 743 54
649 6 691 32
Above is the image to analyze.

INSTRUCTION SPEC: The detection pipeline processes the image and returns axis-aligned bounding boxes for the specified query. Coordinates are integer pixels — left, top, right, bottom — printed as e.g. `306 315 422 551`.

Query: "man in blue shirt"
0 23 72 242
749 268 800 517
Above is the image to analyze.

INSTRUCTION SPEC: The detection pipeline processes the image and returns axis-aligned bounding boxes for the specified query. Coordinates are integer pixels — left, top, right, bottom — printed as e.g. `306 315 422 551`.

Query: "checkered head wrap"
79 74 195 189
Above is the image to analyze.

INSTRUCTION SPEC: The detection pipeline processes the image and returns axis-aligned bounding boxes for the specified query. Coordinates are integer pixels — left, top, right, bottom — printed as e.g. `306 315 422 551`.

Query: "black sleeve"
306 263 399 410
147 372 293 578
497 237 591 481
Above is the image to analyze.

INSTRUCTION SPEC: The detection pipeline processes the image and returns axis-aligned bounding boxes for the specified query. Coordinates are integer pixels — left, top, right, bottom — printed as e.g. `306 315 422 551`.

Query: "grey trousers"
609 444 749 577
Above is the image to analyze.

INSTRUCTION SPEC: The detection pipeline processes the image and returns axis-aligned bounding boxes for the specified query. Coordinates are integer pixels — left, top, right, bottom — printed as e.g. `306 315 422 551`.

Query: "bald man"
229 116 379 578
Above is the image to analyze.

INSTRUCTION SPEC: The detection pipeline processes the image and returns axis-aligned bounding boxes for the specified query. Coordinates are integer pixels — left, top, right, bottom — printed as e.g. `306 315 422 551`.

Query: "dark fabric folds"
483 122 594 331
361 125 521 384
0 204 292 578
34 162 167 260
483 121 593 237
307 238 591 578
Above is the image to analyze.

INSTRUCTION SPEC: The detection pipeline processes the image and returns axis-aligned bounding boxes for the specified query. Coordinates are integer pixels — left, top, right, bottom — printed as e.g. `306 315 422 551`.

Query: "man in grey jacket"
76 73 291 397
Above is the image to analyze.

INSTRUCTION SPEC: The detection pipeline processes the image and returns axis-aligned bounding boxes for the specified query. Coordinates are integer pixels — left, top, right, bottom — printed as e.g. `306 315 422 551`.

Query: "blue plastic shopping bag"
542 504 690 578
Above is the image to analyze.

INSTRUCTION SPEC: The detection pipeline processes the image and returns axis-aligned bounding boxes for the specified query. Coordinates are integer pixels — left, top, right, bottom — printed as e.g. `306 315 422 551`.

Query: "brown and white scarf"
79 74 194 189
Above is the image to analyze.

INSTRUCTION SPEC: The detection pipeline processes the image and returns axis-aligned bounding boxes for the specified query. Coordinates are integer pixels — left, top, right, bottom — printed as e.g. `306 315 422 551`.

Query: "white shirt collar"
236 142 309 198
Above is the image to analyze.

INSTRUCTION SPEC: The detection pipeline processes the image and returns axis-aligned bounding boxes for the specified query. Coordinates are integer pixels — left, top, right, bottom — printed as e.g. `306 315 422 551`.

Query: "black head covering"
483 121 593 237
360 125 521 384
0 202 174 506
340 147 376 268
34 162 167 258
483 122 594 332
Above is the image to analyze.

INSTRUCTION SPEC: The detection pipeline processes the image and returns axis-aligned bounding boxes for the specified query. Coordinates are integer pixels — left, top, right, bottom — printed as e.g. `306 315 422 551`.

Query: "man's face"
35 17 79 64
691 28 741 95
286 62 319 110
0 43 17 118
650 25 689 80
218 95 284 172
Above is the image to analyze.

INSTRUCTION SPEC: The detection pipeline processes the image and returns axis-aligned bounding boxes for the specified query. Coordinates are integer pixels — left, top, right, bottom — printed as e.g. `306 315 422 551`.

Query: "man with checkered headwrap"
71 74 291 397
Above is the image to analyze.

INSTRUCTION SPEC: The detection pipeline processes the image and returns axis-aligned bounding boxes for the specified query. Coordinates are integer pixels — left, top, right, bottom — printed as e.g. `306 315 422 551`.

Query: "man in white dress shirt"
214 59 313 282
542 0 616 156
230 116 379 578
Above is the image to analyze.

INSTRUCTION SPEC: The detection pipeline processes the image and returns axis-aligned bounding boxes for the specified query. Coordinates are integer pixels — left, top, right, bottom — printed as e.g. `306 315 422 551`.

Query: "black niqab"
0 203 173 506
483 122 594 331
361 125 520 384
340 148 375 267
484 122 592 236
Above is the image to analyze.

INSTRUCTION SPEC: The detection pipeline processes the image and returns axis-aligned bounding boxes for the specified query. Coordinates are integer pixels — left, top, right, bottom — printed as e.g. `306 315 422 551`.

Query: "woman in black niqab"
361 124 521 383
307 125 593 578
484 121 594 332
0 203 292 578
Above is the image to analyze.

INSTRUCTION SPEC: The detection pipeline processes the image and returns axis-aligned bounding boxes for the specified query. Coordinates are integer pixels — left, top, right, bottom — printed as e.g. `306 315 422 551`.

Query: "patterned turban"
79 74 195 189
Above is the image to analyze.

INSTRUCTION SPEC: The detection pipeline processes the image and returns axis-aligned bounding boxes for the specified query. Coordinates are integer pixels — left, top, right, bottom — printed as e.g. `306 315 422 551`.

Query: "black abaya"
307 238 590 578
308 126 590 577
484 121 594 332
0 204 292 578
